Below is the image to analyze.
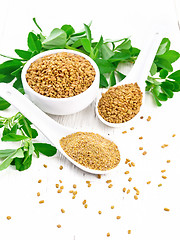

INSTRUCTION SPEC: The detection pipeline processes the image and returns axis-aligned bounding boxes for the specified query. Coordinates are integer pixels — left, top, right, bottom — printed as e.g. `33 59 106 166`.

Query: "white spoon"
96 32 162 128
0 83 120 174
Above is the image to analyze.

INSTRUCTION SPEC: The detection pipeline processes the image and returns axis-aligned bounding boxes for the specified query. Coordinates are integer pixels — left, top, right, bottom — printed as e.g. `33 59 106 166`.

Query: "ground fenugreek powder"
60 132 120 171
26 52 96 98
98 83 143 123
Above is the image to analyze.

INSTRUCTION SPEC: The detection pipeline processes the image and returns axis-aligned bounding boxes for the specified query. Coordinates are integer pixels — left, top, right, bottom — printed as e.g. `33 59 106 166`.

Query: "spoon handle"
0 83 69 147
125 32 163 88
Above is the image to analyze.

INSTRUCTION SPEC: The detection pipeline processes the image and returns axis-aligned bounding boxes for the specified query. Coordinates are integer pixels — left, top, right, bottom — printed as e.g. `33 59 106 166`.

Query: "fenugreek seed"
126 158 131 163
43 164 47 168
57 224 61 228
167 160 171 163
111 205 114 209
37 192 40 197
130 127 134 130
123 187 126 192
162 175 167 179
107 232 110 237
69 190 73 193
139 136 143 139
142 151 147 155
82 200 86 205
61 209 65 213
84 204 88 208
59 165 63 170
128 163 131 167
158 184 162 187
116 216 121 219
126 189 130 194
57 189 62 193
39 200 44 204
108 184 113 188
86 181 90 184
128 177 132 182
73 191 77 195
7 216 11 220
164 208 170 212
147 116 151 121
140 116 144 119
122 131 127 134
97 174 101 179
134 195 138 200
161 170 166 173
131 162 135 167
73 184 77 189
128 230 131 234
56 184 59 188
139 147 143 150
88 183 91 187
98 211 102 214
106 180 112 184
147 181 151 184
124 171 129 174
60 186 64 190
172 134 176 137
59 180 62 183
72 195 76 199
161 144 168 148
38 179 42 183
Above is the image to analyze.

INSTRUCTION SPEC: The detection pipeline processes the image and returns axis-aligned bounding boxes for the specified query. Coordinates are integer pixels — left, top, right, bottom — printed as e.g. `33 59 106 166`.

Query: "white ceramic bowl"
21 49 100 115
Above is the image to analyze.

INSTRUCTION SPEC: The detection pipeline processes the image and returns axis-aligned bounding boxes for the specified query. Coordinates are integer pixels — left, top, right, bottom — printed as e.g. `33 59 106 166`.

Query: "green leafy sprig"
146 38 180 106
0 112 57 171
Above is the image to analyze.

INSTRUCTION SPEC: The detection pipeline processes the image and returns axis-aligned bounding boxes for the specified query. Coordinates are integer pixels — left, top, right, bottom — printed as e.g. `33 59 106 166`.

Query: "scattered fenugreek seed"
59 165 63 170
107 232 110 237
106 180 112 184
158 184 162 187
6 216 11 220
111 205 114 209
139 147 143 150
57 189 62 193
127 189 130 194
128 230 131 234
108 184 113 188
38 179 42 183
131 162 135 167
139 136 143 139
142 151 147 155
61 209 65 213
161 144 168 148
123 187 126 192
172 134 176 137
116 216 121 219
124 171 129 174
56 184 59 188
128 177 132 182
37 192 40 197
134 195 138 200
122 131 127 134
167 160 171 163
84 204 88 208
162 175 167 179
82 200 86 205
130 127 134 130
147 116 151 121
57 224 61 228
164 208 170 212
43 164 47 168
161 170 166 173
97 174 101 179
39 200 44 204
147 181 151 184
98 211 102 214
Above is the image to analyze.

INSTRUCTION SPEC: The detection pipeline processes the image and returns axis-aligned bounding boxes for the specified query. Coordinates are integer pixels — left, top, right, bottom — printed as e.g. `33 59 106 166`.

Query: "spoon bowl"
0 83 120 174
96 32 162 128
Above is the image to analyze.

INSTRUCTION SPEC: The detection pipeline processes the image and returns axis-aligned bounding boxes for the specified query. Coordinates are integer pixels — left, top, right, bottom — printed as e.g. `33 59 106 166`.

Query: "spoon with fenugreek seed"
0 83 120 174
96 32 163 127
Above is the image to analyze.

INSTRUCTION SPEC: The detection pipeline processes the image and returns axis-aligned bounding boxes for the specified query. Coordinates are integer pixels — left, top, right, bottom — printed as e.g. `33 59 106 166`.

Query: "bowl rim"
21 49 100 102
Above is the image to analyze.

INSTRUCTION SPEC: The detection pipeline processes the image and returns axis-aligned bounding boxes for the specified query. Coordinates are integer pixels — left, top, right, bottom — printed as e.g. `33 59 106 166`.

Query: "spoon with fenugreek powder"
0 83 120 174
96 32 163 127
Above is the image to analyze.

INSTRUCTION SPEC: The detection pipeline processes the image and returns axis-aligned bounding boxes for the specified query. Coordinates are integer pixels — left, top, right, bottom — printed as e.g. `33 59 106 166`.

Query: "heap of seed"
98 83 143 123
60 132 120 171
26 52 96 98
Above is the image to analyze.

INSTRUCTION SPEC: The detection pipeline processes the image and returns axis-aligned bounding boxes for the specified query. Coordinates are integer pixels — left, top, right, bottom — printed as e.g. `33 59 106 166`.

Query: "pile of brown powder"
98 83 143 123
60 132 120 171
26 52 96 98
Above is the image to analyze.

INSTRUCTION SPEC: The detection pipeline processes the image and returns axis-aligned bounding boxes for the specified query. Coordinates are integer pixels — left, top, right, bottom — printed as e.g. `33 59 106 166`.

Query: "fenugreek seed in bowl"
21 49 99 115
